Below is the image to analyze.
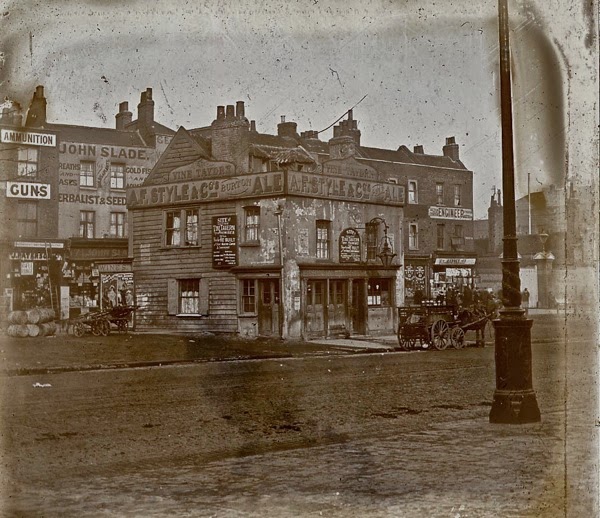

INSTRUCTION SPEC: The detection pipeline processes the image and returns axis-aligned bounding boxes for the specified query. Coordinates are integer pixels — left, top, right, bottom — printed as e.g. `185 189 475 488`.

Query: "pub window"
244 206 260 242
110 163 125 189
436 183 444 205
453 184 462 206
17 147 38 178
79 210 95 239
316 220 331 260
241 279 257 314
436 224 445 250
367 278 391 307
164 208 199 247
80 161 95 187
179 279 200 314
408 180 418 204
167 278 208 316
17 201 37 237
409 223 419 250
366 221 379 261
110 212 126 238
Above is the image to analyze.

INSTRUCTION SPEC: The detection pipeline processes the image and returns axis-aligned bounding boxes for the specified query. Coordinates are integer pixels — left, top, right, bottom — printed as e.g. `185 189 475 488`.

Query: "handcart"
71 305 137 337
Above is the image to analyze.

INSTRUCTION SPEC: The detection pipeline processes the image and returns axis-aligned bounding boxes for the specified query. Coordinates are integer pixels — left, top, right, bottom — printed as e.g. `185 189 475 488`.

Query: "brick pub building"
129 102 474 339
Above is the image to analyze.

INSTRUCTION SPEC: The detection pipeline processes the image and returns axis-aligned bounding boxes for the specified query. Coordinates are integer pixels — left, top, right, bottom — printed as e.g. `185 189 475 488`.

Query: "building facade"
129 102 475 338
0 86 174 319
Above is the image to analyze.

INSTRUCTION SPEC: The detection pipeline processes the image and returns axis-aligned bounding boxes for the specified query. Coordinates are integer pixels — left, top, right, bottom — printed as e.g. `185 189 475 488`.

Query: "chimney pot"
250 120 256 132
226 105 235 118
347 109 353 120
414 145 424 154
35 85 44 98
235 101 245 118
217 106 225 120
446 136 456 145
281 115 286 123
119 101 129 113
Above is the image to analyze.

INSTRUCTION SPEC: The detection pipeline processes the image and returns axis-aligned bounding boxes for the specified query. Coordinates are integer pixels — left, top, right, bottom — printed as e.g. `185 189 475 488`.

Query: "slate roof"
45 123 148 148
124 119 176 136
358 145 467 170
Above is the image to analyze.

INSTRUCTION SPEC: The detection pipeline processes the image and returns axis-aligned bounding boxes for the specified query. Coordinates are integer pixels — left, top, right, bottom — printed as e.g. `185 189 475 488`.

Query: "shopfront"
431 256 477 299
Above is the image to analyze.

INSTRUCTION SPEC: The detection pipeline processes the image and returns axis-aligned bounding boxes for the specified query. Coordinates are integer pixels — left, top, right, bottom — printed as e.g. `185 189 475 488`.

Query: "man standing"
522 288 530 315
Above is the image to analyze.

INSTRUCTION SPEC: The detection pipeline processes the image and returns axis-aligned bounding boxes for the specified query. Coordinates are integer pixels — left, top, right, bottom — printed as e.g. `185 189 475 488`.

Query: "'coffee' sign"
212 216 237 268
339 228 361 263
6 181 51 199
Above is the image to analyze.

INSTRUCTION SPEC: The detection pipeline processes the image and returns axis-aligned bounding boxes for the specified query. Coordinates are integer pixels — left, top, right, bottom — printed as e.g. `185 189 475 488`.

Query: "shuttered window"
167 278 209 316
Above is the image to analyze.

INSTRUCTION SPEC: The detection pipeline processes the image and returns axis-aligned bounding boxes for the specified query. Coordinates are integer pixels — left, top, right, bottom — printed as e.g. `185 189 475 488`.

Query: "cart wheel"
484 320 495 346
397 329 414 351
73 323 85 337
117 319 129 333
450 327 465 349
431 320 449 350
99 319 111 336
91 321 102 336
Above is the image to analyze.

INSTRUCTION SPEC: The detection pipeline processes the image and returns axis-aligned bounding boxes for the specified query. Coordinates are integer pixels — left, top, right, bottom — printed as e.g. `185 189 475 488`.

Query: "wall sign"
339 228 362 263
6 181 51 199
428 206 473 220
1 129 56 147
212 215 238 268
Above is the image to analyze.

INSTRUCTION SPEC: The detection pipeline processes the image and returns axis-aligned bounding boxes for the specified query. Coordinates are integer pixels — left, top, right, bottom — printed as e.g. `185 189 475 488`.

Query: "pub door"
327 279 347 335
305 280 326 337
258 279 280 336
351 279 367 335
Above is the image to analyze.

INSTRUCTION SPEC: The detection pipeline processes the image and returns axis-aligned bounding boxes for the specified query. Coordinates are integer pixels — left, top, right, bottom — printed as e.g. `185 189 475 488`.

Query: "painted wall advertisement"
212 215 237 268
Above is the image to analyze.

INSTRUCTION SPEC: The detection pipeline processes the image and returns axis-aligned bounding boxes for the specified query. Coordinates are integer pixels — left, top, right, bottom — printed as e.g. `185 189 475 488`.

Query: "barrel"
7 324 29 337
27 308 55 324
26 309 41 324
39 322 57 337
27 324 40 337
8 311 28 325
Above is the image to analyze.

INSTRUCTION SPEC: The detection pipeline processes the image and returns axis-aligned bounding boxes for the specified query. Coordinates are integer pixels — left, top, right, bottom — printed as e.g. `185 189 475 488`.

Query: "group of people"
413 285 500 316
103 285 134 308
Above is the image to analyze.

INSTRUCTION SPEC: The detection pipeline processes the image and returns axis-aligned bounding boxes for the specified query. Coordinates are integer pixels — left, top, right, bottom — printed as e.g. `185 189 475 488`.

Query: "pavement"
0 309 562 376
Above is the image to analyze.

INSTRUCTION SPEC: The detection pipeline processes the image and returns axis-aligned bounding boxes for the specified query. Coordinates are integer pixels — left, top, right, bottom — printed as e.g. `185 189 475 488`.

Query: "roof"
249 144 315 165
358 145 467 169
45 123 148 148
125 119 176 136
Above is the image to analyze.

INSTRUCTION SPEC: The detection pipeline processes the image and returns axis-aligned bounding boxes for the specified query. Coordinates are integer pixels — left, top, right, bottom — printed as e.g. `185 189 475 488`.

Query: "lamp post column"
489 0 541 423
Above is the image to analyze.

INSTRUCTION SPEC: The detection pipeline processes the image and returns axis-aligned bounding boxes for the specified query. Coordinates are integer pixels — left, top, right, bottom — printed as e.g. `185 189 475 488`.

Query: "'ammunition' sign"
1 129 56 147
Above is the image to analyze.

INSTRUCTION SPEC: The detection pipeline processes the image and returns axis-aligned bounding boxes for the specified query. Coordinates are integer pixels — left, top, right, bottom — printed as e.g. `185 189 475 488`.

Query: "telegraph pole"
489 0 541 423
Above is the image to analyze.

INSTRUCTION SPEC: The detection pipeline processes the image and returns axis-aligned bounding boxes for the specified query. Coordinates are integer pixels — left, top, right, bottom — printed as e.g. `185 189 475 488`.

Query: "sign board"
428 206 473 220
339 228 362 263
0 129 56 147
97 263 132 273
434 257 476 266
6 181 51 199
14 241 64 249
20 262 34 275
212 215 237 268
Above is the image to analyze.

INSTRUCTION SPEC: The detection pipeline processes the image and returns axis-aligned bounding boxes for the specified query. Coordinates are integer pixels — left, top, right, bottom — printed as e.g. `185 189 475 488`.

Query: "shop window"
316 220 331 260
436 183 444 205
244 206 260 243
408 180 418 204
437 224 445 250
366 221 378 261
453 184 462 206
17 147 38 178
79 210 95 239
110 212 126 238
80 161 95 187
307 280 324 305
164 208 199 247
367 278 391 307
409 224 418 250
167 278 208 316
110 163 125 189
17 201 37 237
241 279 256 314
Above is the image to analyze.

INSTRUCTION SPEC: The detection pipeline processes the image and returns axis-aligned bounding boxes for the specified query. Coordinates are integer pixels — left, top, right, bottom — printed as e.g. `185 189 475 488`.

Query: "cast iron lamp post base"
490 314 541 423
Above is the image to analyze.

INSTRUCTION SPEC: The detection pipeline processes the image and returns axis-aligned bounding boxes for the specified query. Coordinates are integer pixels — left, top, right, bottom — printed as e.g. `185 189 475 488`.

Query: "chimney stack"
137 87 154 128
115 101 133 130
25 85 47 127
278 119 298 139
413 145 424 154
211 101 251 173
443 136 460 161
332 110 361 146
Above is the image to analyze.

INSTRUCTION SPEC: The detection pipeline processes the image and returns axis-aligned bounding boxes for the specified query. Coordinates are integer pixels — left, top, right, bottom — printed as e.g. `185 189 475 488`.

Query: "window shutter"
167 279 178 315
199 279 209 315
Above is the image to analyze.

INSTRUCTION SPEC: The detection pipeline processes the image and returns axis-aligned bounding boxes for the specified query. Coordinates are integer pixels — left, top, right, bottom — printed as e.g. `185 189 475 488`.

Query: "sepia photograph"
0 0 597 515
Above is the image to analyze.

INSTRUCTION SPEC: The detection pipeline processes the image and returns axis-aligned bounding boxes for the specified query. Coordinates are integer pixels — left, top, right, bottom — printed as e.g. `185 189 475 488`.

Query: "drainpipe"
274 205 285 339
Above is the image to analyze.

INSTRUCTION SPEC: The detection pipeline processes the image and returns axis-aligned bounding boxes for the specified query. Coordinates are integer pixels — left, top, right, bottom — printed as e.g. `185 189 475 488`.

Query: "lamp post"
274 205 285 339
368 217 397 267
489 0 541 423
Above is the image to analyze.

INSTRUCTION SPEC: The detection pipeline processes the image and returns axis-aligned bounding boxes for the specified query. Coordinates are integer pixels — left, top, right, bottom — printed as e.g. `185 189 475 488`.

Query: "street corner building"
128 103 475 340
0 86 175 321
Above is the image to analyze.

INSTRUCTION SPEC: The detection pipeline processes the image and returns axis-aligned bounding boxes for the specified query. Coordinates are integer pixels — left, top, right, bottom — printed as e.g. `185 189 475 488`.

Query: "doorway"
352 279 367 335
257 279 280 336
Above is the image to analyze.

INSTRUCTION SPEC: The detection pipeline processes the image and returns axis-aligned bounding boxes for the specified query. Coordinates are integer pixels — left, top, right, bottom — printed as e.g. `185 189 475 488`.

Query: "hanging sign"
339 228 361 263
212 215 237 268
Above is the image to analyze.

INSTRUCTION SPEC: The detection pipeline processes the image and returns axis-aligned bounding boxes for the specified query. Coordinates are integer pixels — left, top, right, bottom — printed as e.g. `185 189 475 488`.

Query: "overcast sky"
1 0 594 219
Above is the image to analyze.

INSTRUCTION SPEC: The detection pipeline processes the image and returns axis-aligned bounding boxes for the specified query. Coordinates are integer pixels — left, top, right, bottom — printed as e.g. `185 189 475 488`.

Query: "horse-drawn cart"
397 303 490 351
71 305 137 337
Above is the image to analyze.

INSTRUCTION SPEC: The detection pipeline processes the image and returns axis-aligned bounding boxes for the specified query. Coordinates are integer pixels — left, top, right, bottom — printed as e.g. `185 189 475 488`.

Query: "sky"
0 0 594 219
